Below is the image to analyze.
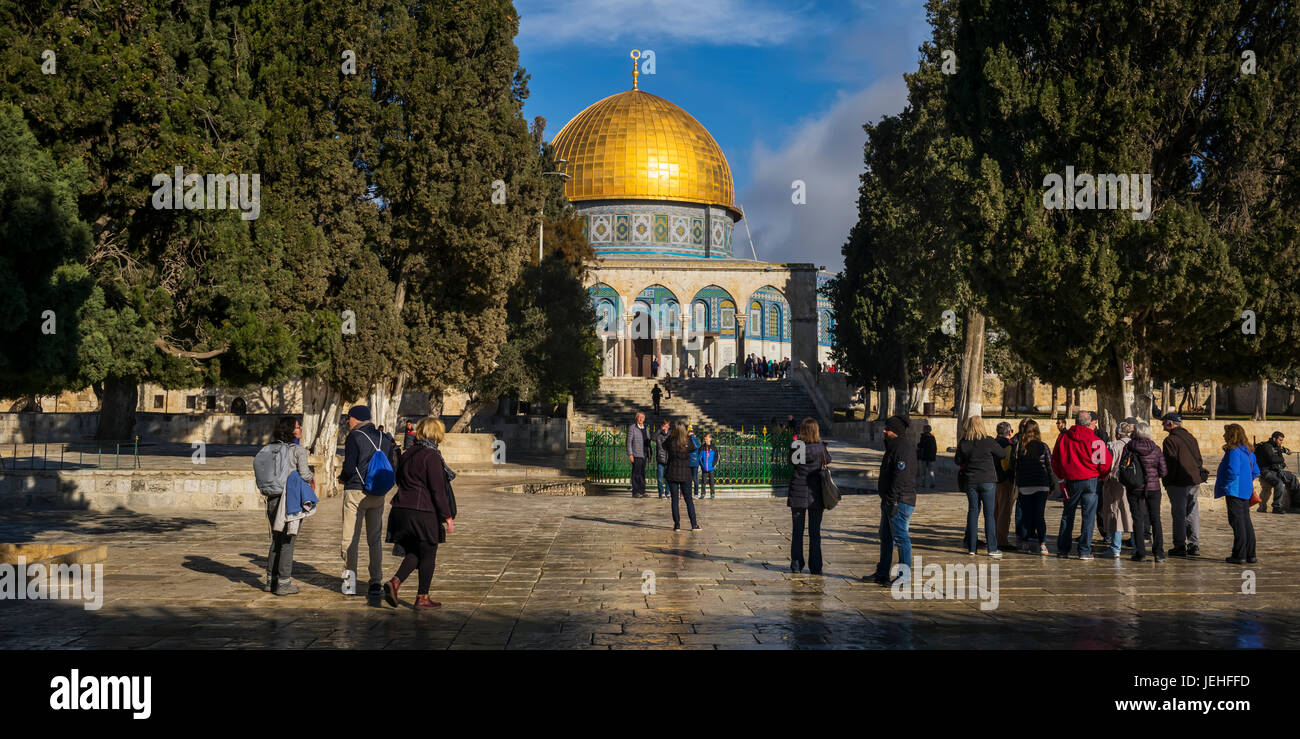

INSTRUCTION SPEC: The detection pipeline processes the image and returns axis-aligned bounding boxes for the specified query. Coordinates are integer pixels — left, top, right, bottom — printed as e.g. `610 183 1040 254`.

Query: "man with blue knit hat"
338 404 396 596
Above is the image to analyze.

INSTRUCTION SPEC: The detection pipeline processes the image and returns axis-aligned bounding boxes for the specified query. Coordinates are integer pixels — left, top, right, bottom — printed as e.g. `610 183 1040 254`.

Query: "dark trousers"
631 456 647 496
394 539 438 595
1225 495 1257 561
1166 485 1200 549
700 470 716 497
265 495 295 586
653 399 661 415
689 466 700 497
669 480 698 528
1127 489 1164 558
1019 491 1048 543
791 506 823 572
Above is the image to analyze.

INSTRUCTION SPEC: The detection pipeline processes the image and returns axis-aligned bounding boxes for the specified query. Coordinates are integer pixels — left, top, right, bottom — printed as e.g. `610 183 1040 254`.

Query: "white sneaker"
989 551 1003 558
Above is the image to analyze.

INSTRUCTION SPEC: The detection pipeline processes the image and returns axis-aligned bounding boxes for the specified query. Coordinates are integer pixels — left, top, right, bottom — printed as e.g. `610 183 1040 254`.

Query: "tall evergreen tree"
945 0 1298 430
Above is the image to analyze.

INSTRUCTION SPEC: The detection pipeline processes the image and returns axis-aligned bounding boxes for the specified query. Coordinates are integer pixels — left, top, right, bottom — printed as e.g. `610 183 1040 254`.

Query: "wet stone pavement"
1 453 1298 649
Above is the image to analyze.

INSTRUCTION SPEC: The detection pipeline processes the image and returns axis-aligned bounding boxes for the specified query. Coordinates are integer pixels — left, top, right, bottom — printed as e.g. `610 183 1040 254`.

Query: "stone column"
622 314 634 377
735 314 747 377
787 267 819 374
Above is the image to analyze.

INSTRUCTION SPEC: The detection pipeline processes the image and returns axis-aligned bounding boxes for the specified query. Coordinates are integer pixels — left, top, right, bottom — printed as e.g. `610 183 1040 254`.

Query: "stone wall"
0 469 262 511
0 412 284 445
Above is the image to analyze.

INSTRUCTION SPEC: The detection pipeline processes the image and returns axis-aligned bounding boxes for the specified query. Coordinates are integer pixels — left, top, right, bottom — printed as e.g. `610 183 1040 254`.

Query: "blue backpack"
357 431 395 495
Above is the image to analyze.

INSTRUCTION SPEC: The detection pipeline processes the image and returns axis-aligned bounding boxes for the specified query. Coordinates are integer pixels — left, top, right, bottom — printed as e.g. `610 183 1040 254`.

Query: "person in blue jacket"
687 426 702 498
698 433 719 499
1215 423 1260 564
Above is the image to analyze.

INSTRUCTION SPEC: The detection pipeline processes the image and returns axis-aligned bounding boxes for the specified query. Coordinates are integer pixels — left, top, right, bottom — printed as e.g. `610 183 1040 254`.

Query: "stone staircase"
572 377 823 440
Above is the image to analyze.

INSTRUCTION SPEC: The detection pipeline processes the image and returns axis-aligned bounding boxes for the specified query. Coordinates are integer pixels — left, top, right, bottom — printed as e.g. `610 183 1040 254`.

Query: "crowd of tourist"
251 397 1297 608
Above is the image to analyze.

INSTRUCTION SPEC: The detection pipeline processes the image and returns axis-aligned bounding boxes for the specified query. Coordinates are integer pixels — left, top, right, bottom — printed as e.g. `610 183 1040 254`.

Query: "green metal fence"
585 426 794 487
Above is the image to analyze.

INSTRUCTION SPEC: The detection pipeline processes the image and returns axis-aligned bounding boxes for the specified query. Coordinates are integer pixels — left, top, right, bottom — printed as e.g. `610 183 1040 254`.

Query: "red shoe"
383 577 400 608
413 594 441 609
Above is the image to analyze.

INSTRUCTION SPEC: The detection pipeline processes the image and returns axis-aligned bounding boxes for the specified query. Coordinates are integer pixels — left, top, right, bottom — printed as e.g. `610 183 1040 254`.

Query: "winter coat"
339 423 397 492
665 441 694 483
626 423 651 459
955 437 1002 486
880 434 917 508
1255 440 1286 472
687 434 701 468
1161 426 1205 487
1125 436 1166 492
653 429 671 465
787 441 828 510
1051 424 1112 482
1101 439 1134 533
392 443 454 520
1214 445 1260 500
917 433 937 462
699 445 718 472
1012 439 1053 489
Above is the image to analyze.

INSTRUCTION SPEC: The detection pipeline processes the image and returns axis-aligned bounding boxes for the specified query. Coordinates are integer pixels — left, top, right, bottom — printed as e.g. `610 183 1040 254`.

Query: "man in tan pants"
337 405 395 597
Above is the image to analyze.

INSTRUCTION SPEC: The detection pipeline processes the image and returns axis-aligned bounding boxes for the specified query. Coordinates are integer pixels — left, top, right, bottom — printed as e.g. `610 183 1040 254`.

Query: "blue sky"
514 0 933 270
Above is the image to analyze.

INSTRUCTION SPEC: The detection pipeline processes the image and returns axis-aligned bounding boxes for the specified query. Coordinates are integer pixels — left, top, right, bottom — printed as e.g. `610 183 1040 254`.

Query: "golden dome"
551 89 740 217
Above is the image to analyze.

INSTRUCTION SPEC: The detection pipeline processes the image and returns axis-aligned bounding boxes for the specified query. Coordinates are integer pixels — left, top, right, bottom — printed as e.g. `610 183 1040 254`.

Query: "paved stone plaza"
1 441 1296 649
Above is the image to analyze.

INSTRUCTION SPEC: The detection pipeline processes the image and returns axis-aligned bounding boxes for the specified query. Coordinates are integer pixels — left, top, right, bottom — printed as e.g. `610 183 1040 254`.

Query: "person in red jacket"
1051 410 1113 560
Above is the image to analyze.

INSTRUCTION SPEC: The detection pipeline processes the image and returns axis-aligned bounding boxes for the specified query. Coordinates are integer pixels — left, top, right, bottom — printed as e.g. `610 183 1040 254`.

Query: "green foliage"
944 0 1298 391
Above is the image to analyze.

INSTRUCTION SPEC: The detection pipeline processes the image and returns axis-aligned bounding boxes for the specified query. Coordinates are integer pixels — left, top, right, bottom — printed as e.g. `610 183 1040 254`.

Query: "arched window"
693 302 707 332
767 304 782 341
595 301 615 334
750 302 763 336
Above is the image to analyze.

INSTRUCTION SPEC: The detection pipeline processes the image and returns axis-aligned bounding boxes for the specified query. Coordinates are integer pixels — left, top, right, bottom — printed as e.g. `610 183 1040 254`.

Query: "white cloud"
737 77 908 271
516 0 825 47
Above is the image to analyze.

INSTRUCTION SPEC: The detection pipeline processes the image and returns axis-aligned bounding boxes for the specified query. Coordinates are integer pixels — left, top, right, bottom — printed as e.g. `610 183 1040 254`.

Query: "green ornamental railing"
585 426 794 487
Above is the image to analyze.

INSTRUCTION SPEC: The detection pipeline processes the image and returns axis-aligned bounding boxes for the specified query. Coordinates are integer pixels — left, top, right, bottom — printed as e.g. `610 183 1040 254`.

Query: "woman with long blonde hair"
955 416 1004 556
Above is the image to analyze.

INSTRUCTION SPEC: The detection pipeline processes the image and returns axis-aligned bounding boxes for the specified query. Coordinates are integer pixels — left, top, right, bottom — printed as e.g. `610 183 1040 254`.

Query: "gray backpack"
253 441 293 497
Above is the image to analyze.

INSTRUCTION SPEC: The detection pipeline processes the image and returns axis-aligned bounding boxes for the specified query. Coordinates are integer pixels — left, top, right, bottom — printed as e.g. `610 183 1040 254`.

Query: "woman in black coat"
955 416 1004 556
383 417 455 610
788 417 829 574
665 421 700 531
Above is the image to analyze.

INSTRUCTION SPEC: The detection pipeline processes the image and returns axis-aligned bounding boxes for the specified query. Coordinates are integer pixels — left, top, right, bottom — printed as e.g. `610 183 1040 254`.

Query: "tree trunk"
1160 381 1171 417
426 388 445 419
877 373 894 421
369 373 406 433
302 377 341 497
890 343 909 420
449 398 486 433
1049 385 1059 419
1253 378 1268 422
1132 355 1153 423
1208 381 1217 420
94 375 139 441
955 308 986 427
1178 387 1189 414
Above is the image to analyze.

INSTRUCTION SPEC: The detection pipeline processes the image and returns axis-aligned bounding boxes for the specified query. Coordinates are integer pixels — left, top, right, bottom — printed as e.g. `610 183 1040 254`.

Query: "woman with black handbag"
788 417 829 574
382 417 455 609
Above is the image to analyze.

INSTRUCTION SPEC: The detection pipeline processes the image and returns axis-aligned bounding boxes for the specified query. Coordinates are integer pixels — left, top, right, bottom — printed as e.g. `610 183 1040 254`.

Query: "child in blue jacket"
1215 424 1260 564
687 428 702 498
698 433 719 499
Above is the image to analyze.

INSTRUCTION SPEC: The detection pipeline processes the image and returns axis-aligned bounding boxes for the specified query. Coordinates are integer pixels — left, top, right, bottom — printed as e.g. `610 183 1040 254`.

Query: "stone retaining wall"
0 469 263 511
